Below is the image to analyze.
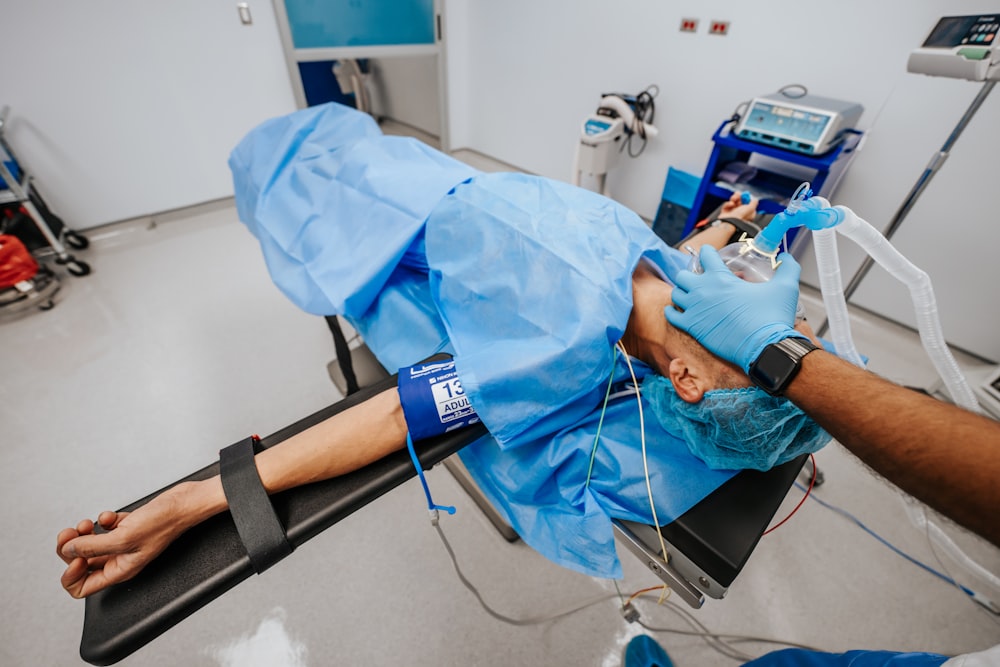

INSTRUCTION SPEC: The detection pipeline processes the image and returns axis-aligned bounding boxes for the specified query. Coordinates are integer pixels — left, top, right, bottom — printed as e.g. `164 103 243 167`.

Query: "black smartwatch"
748 337 819 396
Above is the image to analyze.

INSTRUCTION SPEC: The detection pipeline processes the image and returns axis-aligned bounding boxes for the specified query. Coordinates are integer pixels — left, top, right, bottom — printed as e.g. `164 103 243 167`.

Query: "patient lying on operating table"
57 103 829 597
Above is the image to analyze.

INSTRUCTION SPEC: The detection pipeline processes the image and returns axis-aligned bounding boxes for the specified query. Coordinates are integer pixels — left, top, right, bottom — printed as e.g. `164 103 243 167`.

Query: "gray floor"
2 135 1000 666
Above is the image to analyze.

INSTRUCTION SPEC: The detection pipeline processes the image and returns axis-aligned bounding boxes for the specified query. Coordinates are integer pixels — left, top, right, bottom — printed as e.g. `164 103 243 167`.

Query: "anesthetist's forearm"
786 351 1000 548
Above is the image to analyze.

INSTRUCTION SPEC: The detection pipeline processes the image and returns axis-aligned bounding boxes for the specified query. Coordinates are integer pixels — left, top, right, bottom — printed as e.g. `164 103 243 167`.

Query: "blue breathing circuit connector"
753 182 843 254
740 191 752 205
405 433 456 522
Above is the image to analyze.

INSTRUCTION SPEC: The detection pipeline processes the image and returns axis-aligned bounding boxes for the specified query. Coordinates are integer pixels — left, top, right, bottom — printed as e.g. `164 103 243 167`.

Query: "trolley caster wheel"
65 259 91 276
39 299 56 311
64 230 90 250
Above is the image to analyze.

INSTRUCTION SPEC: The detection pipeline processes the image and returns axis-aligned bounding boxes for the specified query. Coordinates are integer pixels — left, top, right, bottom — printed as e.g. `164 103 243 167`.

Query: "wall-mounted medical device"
573 87 658 197
733 93 863 156
907 14 1000 81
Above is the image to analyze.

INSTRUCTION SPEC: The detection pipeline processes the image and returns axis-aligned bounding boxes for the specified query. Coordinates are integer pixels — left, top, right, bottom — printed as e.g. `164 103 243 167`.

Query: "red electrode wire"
763 454 817 536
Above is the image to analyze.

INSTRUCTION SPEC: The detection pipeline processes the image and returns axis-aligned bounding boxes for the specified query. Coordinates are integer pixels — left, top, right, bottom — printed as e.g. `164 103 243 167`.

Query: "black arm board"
79 370 488 665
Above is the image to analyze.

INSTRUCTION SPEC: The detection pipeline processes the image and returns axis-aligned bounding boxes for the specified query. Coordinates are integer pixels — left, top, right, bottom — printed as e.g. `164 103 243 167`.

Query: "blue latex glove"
665 245 801 372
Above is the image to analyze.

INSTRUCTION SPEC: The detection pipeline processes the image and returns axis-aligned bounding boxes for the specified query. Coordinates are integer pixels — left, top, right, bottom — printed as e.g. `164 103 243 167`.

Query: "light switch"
237 3 252 26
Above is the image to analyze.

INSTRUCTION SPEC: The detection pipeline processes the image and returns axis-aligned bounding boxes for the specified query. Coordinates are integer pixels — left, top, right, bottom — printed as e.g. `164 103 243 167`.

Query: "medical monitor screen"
922 15 997 48
743 101 831 142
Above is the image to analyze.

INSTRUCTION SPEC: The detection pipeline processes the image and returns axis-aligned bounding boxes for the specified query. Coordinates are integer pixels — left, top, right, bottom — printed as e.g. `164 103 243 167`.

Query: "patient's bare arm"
683 192 759 254
57 388 408 598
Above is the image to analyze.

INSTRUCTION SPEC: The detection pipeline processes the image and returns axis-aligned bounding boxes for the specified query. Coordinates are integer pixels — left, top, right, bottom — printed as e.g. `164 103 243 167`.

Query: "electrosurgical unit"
732 93 863 156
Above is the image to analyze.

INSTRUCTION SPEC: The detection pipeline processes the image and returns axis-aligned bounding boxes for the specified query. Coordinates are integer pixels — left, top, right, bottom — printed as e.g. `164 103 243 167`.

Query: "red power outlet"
679 18 698 33
709 20 730 35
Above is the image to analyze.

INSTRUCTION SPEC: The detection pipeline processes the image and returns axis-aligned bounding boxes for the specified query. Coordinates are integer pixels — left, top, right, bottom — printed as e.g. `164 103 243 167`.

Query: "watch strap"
774 336 819 359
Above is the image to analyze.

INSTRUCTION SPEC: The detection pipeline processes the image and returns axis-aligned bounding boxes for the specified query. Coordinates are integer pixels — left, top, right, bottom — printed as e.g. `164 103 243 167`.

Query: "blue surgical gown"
229 102 737 578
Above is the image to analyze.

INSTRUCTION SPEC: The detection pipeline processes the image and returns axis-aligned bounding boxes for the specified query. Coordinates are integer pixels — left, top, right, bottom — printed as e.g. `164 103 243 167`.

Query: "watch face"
750 344 800 395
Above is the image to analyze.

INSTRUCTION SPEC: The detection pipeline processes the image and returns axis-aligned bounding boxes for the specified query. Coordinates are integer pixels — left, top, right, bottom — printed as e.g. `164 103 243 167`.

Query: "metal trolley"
0 252 60 314
0 105 91 279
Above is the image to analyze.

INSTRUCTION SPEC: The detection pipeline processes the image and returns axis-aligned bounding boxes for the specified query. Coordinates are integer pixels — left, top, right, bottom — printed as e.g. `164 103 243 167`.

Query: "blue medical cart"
684 118 863 245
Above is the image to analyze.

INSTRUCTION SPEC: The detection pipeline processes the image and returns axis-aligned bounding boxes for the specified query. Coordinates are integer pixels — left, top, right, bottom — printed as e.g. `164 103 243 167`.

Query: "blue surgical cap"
642 374 831 471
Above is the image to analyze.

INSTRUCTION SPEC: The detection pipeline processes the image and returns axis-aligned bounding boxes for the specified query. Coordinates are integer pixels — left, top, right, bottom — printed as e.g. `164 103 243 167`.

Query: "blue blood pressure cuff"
397 359 480 441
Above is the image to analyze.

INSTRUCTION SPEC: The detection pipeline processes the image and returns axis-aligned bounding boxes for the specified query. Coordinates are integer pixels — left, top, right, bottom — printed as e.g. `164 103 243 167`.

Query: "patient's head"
622 262 749 400
623 263 830 471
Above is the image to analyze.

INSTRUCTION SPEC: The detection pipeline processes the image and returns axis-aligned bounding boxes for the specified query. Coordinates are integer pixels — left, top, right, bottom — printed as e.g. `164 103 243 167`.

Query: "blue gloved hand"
665 245 801 372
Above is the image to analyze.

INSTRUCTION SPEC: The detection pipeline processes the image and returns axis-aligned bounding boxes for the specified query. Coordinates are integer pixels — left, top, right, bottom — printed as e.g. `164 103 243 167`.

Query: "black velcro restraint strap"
718 216 764 242
218 436 293 574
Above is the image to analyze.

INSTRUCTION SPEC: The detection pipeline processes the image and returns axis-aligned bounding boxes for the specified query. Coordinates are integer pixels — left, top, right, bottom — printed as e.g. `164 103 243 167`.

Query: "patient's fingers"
56 528 80 565
61 557 90 597
61 558 116 599
59 509 161 597
97 511 127 531
719 192 757 220
61 529 132 561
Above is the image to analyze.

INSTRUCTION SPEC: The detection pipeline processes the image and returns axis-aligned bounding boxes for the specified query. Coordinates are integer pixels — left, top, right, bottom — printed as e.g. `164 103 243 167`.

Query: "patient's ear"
667 357 708 404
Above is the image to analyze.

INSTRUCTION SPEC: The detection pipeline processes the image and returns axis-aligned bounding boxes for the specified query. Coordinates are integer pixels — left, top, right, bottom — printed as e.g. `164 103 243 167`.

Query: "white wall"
445 0 1000 361
1 1 296 229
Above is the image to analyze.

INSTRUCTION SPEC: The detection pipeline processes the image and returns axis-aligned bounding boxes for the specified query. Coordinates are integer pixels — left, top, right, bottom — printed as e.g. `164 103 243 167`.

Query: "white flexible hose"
810 222 865 367
813 206 992 608
903 499 1000 602
831 206 980 412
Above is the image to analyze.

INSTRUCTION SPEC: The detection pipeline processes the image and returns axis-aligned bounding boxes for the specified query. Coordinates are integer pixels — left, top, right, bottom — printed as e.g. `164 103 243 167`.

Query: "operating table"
78 355 806 665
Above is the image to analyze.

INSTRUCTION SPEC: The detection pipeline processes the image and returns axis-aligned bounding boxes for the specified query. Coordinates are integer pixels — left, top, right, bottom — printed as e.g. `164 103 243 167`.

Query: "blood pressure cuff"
398 358 480 441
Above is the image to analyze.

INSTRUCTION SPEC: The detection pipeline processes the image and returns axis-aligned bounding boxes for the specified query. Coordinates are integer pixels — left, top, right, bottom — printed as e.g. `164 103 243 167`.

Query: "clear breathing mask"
685 185 812 322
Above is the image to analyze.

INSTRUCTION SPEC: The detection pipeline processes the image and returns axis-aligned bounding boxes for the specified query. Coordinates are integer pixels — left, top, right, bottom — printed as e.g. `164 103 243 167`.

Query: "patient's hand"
57 486 195 598
719 191 758 222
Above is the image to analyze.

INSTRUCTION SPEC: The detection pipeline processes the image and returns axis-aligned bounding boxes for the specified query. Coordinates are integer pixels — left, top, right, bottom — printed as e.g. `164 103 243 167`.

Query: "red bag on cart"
0 234 38 288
